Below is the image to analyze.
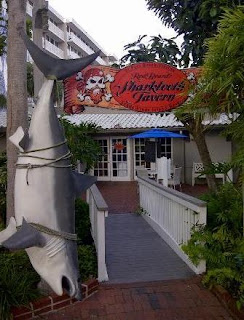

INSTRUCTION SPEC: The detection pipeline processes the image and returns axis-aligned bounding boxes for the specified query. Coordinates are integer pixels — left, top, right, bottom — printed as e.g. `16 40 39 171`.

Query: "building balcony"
67 33 93 55
48 22 65 42
67 34 107 65
44 41 64 59
68 51 80 59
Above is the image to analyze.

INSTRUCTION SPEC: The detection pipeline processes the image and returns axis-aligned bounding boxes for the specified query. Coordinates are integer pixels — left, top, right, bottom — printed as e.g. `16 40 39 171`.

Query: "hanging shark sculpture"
0 29 99 300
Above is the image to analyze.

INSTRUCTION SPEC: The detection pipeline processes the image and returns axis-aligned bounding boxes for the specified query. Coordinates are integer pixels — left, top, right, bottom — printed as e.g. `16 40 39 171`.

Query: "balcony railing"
67 33 94 55
48 22 65 41
44 41 64 59
68 51 80 59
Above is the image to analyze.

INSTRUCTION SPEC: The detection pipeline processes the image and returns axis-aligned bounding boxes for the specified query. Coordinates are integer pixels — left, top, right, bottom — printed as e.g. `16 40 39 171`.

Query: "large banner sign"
64 62 196 114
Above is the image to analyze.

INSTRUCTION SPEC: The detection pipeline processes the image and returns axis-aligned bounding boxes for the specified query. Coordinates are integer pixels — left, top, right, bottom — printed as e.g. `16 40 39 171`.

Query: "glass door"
111 138 130 181
93 139 110 180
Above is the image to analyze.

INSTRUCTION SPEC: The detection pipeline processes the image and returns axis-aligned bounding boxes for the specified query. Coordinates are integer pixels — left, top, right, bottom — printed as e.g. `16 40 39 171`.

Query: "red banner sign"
64 62 196 114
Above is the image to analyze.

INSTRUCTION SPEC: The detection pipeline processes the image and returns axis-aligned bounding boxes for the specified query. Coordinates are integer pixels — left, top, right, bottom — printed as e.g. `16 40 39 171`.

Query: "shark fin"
72 171 97 198
19 28 100 80
9 126 29 152
0 217 17 245
2 218 46 250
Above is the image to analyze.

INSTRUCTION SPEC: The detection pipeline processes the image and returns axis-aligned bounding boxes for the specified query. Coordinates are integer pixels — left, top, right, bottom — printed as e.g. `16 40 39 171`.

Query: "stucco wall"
184 132 232 185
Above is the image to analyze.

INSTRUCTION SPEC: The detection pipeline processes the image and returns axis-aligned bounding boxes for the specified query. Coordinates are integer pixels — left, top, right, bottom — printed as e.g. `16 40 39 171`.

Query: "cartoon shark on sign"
0 29 99 300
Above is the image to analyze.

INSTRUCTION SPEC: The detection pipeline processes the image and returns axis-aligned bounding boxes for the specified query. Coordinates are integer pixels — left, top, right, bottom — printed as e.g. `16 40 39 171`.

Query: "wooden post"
7 0 27 222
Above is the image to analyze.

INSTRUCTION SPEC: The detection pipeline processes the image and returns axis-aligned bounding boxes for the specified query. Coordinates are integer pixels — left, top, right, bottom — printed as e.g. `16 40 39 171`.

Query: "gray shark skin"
0 33 98 300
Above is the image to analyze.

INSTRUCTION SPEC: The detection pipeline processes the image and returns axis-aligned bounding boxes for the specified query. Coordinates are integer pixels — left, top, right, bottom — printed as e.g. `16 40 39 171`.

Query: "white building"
26 0 117 65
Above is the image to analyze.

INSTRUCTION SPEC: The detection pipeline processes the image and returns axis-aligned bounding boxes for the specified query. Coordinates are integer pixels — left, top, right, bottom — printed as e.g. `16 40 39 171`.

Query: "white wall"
184 132 232 184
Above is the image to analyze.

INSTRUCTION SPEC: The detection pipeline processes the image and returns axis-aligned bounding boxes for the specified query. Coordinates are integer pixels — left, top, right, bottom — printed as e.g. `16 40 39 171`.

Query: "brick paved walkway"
97 181 139 214
44 278 233 319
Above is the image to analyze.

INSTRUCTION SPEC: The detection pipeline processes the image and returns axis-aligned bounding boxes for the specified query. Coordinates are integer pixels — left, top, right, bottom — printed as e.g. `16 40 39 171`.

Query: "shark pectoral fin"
0 217 17 245
72 171 97 197
2 218 46 250
9 126 29 152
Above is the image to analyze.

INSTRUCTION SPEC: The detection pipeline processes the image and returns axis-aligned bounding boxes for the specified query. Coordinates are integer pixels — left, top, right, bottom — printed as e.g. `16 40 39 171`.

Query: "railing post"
96 210 109 282
87 185 109 282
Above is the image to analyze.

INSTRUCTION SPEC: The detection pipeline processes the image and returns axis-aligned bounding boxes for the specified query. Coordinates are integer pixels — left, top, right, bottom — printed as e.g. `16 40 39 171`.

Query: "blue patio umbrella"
128 128 187 139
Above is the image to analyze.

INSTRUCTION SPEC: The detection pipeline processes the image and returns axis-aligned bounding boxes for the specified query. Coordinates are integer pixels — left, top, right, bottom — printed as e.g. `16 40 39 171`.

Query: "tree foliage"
120 34 181 67
182 7 244 173
61 118 101 172
0 0 7 56
183 183 244 308
145 0 244 66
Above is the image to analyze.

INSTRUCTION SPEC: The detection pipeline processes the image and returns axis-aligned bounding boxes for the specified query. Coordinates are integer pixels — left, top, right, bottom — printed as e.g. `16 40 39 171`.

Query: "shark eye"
98 78 103 84
90 79 96 84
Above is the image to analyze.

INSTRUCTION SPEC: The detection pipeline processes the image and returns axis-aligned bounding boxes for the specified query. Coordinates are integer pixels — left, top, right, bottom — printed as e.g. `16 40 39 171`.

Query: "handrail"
138 172 206 212
87 185 108 282
89 185 108 211
137 171 207 274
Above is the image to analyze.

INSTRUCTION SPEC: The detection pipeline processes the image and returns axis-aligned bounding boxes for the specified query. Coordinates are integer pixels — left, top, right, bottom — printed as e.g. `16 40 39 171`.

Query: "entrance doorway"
93 137 130 181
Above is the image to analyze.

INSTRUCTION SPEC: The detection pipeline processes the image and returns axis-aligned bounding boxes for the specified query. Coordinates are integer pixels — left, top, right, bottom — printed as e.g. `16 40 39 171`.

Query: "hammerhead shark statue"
0 29 98 300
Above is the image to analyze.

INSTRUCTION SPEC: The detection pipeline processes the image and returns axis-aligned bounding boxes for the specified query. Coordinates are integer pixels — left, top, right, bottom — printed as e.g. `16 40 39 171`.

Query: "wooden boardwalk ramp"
105 213 194 283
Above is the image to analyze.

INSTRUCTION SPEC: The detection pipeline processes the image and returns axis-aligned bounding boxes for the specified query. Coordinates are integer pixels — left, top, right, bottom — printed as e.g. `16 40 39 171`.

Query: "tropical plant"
182 183 244 307
27 62 34 97
77 245 97 281
0 250 41 320
145 0 243 66
120 34 181 67
61 118 101 172
75 198 93 245
0 0 7 56
177 7 244 188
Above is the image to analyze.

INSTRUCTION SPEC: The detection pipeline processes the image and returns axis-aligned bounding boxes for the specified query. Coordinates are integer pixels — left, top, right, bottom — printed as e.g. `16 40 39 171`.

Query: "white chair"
168 167 182 190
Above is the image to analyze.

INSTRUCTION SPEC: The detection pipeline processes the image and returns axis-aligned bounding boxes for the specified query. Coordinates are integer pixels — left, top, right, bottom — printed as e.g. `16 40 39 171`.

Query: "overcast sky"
48 0 177 59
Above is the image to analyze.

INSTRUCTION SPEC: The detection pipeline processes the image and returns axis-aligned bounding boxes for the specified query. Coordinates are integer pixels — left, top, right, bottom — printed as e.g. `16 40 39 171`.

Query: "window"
93 140 109 177
134 138 145 168
159 138 172 158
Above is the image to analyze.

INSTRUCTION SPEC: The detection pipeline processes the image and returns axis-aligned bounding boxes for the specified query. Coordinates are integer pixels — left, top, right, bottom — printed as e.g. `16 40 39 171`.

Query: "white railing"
68 52 80 59
87 184 109 282
67 34 106 65
137 171 207 274
44 41 64 58
68 33 93 55
48 22 65 41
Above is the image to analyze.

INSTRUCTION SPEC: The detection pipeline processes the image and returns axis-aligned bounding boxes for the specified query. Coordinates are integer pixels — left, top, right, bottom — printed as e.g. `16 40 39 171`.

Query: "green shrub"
200 183 242 235
75 199 98 281
75 198 93 245
183 182 244 308
0 250 41 320
77 245 97 281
